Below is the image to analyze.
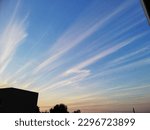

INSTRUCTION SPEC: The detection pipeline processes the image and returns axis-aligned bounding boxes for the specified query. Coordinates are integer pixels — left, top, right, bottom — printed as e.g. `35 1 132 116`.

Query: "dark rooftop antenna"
133 107 135 113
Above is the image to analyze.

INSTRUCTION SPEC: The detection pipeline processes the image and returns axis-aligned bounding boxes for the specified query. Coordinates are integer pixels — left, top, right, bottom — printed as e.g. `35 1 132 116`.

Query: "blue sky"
0 0 150 112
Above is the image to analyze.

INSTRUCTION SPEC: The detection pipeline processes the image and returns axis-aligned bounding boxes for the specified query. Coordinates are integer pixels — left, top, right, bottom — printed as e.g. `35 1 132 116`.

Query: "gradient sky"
0 0 150 112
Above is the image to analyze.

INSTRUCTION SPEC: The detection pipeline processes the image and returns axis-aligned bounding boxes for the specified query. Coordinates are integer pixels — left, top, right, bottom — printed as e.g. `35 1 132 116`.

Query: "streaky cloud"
64 33 145 76
0 0 28 75
33 0 133 75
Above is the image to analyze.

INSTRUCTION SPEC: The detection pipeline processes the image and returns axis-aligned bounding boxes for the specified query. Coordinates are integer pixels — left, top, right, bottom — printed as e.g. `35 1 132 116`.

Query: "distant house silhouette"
0 87 39 113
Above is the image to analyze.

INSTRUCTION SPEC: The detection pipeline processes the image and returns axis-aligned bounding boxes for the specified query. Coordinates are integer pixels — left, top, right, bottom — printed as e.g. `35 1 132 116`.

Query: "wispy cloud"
16 0 138 91
64 33 145 76
0 1 27 75
87 57 150 81
33 0 133 75
37 33 147 92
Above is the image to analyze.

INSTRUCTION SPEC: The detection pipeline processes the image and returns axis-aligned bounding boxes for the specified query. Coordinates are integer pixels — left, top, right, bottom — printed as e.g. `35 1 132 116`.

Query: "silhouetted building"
0 87 39 113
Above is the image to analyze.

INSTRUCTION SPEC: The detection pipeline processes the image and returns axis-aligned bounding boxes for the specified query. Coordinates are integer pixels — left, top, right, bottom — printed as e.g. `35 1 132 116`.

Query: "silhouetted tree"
50 104 69 113
73 109 81 113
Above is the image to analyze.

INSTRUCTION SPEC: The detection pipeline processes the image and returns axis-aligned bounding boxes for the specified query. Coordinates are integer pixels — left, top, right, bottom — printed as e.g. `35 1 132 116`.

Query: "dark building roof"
0 87 39 113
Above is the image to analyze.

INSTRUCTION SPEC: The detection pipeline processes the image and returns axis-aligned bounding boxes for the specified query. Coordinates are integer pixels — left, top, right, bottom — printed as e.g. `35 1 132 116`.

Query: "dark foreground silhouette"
49 104 81 113
0 88 39 113
0 87 137 113
0 87 80 113
50 104 69 113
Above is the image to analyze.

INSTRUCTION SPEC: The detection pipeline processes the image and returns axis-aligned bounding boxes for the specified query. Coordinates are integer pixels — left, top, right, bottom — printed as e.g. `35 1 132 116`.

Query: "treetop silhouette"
50 104 69 113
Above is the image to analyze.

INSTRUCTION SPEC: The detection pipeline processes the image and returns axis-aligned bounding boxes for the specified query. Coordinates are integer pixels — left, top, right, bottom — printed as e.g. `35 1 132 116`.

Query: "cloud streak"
33 0 133 75
64 33 145 76
0 1 27 75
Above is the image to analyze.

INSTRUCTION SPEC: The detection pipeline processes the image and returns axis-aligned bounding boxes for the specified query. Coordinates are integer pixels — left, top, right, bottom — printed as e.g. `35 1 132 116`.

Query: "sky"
0 0 150 112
